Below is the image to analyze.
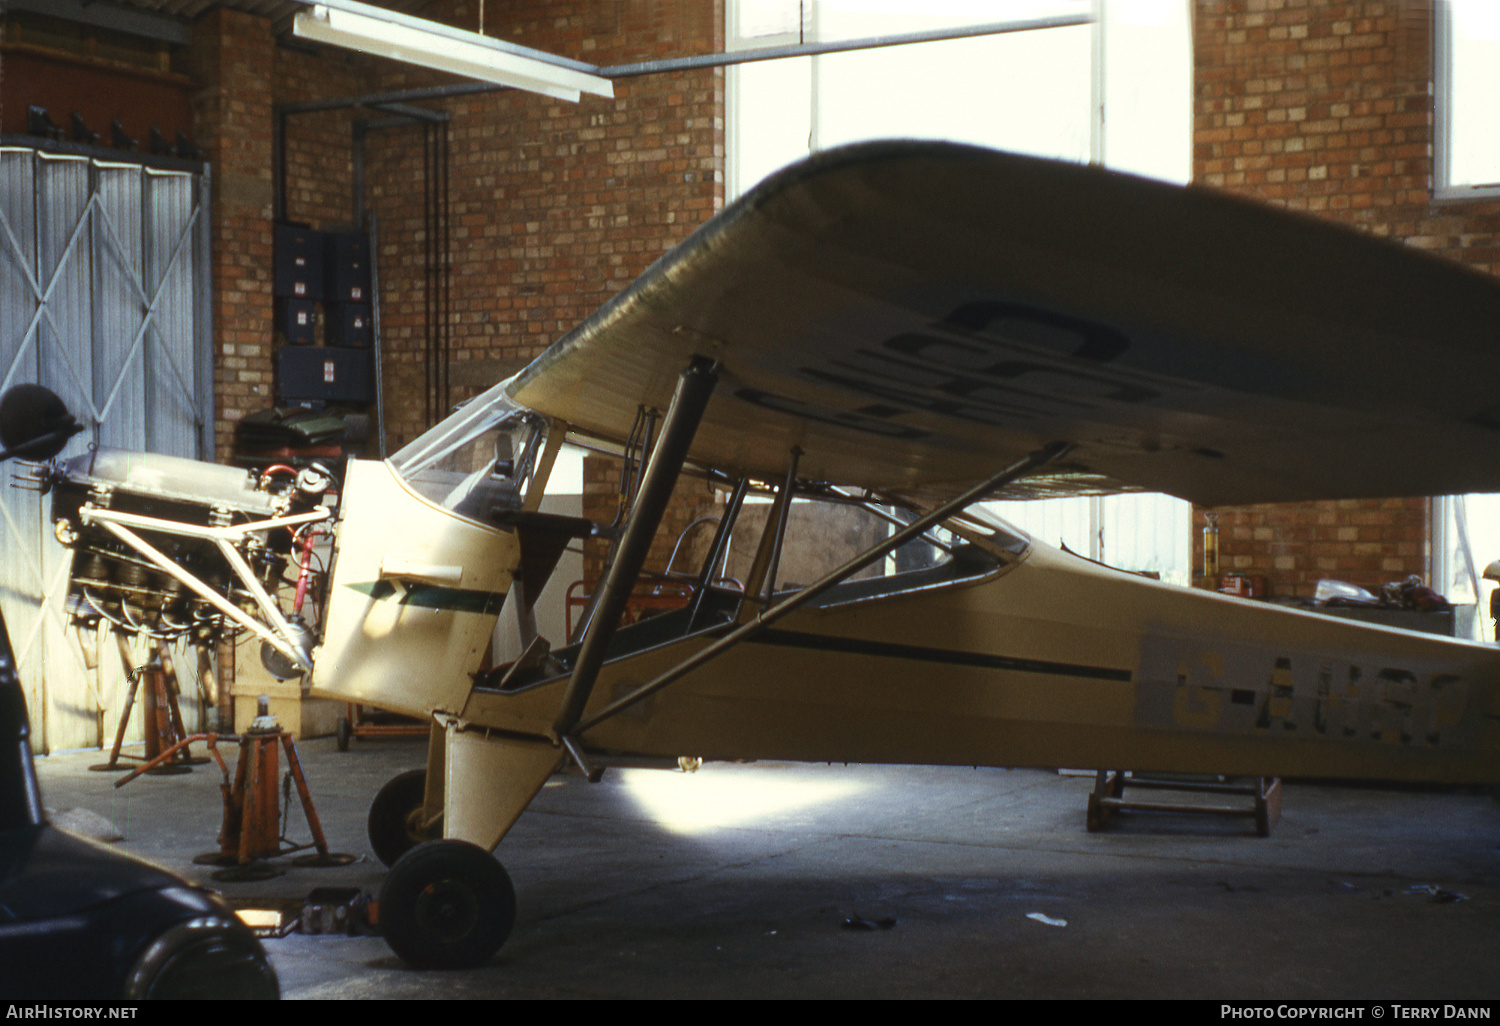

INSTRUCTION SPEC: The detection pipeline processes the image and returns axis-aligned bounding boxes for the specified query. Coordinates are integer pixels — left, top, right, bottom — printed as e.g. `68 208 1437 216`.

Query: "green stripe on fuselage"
349 580 507 615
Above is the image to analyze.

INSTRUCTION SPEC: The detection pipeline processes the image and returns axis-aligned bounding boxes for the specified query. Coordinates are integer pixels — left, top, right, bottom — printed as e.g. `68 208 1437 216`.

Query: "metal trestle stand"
116 697 355 881
1086 770 1282 837
90 636 208 774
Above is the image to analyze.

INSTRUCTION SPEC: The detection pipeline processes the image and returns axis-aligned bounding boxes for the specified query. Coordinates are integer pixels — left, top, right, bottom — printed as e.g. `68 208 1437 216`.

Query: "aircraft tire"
368 769 440 867
379 840 516 970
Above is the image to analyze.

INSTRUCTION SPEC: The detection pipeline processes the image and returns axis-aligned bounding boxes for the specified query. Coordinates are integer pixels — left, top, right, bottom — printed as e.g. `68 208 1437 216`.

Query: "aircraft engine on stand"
36 450 332 678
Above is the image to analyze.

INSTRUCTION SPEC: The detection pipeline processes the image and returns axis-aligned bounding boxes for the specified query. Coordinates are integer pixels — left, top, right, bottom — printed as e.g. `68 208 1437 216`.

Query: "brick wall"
189 9 276 462
352 0 725 450
187 0 724 588
190 13 375 461
343 0 726 587
1193 0 1500 598
1194 498 1428 599
579 453 721 588
277 46 366 231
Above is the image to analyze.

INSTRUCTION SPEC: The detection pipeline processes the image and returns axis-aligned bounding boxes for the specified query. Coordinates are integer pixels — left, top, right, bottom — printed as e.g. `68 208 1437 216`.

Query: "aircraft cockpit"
387 380 548 526
308 377 585 720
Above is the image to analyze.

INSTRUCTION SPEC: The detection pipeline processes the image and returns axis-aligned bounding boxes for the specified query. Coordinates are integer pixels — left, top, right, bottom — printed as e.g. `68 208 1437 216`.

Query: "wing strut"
567 440 1074 739
758 446 802 604
685 475 749 633
551 356 720 738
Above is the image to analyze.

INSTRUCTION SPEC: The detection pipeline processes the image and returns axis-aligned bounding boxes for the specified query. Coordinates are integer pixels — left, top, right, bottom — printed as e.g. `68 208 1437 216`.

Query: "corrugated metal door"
0 145 212 753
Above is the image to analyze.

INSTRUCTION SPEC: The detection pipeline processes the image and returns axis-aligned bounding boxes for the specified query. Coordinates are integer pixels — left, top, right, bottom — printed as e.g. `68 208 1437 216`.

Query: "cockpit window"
389 378 543 520
711 492 1028 603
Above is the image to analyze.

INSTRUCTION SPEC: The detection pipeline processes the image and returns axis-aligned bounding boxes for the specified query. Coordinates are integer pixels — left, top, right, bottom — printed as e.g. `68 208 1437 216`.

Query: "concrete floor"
32 734 1500 1000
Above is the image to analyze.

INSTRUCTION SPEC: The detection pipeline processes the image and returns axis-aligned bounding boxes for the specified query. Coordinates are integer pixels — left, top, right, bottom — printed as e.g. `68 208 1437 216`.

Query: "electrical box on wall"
271 225 377 406
324 231 371 304
274 224 325 300
278 298 318 345
278 346 373 403
325 303 371 347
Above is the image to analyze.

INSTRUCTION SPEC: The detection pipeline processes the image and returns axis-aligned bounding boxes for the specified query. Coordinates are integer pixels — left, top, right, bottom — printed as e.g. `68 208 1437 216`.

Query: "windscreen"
388 379 543 522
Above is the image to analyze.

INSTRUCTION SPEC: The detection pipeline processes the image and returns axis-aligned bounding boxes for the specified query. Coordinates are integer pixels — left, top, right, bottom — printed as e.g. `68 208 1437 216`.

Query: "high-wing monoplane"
41 141 1500 969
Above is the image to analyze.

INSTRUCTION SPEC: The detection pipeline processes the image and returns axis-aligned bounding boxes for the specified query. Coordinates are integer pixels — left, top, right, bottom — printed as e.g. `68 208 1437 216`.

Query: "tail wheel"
368 768 441 867
379 840 516 970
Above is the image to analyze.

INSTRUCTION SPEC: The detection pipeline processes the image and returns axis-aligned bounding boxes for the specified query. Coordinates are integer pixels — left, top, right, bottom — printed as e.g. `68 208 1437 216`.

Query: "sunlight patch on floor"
618 766 868 835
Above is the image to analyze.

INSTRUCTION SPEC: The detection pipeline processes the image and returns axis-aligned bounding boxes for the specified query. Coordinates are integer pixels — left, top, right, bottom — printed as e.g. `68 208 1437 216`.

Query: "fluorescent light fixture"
293 3 614 103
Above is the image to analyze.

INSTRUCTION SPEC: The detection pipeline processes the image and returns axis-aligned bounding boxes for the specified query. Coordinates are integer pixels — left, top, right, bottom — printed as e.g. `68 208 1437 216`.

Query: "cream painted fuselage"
307 457 1500 854
466 538 1500 786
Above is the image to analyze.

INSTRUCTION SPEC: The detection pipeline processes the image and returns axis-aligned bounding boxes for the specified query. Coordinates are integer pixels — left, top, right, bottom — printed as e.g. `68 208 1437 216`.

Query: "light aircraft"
37 140 1500 970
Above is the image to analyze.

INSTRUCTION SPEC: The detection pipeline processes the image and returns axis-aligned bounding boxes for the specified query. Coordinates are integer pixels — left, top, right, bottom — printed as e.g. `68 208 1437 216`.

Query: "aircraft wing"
507 140 1500 507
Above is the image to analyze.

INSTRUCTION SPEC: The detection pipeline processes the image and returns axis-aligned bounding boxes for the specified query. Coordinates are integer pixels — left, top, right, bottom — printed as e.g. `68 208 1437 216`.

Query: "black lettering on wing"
799 365 1043 427
941 301 1133 364
881 334 1159 406
732 386 931 440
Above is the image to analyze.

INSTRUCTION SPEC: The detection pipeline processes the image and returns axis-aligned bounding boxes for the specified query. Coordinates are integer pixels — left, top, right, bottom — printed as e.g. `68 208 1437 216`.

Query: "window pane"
1102 0 1191 184
1448 0 1500 187
1434 493 1500 641
735 0 804 40
1099 492 1191 586
729 58 813 195
982 496 1096 555
811 26 1093 160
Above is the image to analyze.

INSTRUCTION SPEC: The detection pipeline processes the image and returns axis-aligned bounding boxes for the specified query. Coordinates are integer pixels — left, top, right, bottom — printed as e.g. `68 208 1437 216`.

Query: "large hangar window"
1433 2 1500 638
1433 496 1500 643
1435 0 1500 200
724 0 1194 584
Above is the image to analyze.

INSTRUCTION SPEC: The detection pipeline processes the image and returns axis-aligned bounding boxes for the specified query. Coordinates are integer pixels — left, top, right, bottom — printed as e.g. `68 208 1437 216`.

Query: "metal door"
0 144 212 753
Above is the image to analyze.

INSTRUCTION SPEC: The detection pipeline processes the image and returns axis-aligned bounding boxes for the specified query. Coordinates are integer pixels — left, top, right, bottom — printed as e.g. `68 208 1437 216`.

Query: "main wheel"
368 768 441 867
379 840 516 970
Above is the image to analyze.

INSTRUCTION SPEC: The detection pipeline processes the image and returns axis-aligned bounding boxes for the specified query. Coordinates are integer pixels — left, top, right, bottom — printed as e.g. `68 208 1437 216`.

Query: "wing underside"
508 141 1500 507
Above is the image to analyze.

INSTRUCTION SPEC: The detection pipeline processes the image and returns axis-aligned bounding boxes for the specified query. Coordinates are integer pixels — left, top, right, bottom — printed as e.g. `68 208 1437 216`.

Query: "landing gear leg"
376 723 560 967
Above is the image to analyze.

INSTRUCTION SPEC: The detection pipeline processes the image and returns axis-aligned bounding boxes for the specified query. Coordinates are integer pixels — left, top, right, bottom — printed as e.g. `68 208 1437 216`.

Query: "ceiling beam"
0 0 191 45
